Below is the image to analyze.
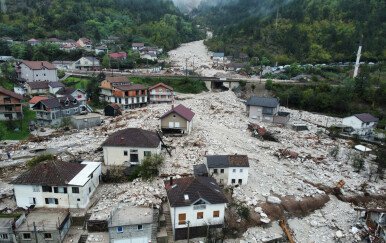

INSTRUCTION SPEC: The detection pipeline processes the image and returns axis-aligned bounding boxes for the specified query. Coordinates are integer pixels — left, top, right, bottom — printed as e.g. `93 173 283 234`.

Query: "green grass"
0 213 22 218
131 77 208 94
0 79 13 90
62 77 91 90
0 107 36 140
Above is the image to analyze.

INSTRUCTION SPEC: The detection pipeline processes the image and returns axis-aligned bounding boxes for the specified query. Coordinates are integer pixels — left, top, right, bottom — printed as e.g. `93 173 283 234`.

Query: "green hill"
197 0 385 63
0 0 204 51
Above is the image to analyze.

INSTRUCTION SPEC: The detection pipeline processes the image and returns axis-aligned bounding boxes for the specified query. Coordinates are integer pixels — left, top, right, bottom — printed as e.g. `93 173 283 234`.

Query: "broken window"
220 179 224 184
130 149 138 163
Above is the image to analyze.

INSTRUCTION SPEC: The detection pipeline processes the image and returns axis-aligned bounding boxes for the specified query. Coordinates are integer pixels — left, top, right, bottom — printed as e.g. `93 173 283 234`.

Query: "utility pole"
33 222 38 243
353 39 362 78
187 221 190 243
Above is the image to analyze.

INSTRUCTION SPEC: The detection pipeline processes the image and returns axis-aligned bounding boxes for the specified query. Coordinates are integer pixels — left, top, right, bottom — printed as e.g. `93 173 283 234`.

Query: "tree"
374 147 386 179
130 154 165 180
265 79 273 90
285 63 301 78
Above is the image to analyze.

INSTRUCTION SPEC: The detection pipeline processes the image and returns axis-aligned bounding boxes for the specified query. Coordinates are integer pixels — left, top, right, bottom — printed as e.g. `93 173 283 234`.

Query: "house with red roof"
0 88 23 120
149 82 174 103
112 84 148 109
132 43 145 51
342 113 379 136
160 104 195 135
27 38 41 46
108 52 127 60
28 96 49 108
19 61 58 82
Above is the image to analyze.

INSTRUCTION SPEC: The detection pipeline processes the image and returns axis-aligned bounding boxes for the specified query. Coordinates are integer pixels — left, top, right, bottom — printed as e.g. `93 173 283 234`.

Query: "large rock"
267 196 281 204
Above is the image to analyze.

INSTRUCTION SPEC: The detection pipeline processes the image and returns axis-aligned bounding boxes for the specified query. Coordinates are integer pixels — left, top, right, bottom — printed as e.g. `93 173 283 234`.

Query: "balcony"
150 92 172 96
150 98 172 102
193 204 206 210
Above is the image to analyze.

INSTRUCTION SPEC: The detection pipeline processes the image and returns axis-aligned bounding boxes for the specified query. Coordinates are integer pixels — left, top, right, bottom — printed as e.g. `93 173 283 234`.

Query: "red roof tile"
23 61 57 70
102 128 160 148
29 96 49 104
149 82 173 91
0 88 23 100
160 104 195 121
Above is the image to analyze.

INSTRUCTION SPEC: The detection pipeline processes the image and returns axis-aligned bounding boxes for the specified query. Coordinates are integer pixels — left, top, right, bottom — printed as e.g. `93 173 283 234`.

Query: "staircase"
163 204 174 243
85 104 94 112
77 234 88 243
84 213 92 230
151 209 159 243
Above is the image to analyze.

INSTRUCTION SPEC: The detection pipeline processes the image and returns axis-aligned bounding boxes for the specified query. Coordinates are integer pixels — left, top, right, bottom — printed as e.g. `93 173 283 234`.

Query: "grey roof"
193 164 208 176
206 155 229 168
245 97 279 108
34 96 80 109
48 82 65 88
354 113 378 123
206 155 249 168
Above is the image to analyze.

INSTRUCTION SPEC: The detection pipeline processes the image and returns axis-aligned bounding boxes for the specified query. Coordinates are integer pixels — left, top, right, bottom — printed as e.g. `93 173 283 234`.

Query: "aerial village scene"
0 0 385 243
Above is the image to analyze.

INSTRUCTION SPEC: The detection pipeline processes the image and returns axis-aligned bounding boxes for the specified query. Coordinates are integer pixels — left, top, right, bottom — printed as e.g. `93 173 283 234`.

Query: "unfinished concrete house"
205 155 249 185
160 104 195 135
102 128 161 166
108 205 155 243
245 96 290 124
0 88 23 121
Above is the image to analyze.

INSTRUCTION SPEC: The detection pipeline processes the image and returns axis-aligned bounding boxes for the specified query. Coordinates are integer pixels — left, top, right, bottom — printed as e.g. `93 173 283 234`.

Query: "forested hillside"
198 0 385 64
0 0 204 50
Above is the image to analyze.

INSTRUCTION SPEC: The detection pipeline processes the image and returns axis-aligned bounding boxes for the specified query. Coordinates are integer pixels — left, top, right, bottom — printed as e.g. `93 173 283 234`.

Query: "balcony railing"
150 98 172 102
193 204 206 210
150 92 172 95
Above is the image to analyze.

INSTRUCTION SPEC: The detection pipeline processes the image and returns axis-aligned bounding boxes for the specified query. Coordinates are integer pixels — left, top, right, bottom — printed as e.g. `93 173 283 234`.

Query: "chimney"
41 62 43 66
171 105 174 109
121 137 125 145
170 177 173 185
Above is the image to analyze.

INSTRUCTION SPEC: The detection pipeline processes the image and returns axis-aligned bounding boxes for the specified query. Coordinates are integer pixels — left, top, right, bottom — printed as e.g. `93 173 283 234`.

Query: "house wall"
248 105 279 121
13 165 101 209
149 86 173 103
20 64 57 82
35 106 82 126
103 144 161 166
160 113 188 132
0 94 23 121
49 86 63 95
207 167 229 185
26 86 49 95
71 116 101 130
170 203 226 230
228 167 249 185
109 223 152 242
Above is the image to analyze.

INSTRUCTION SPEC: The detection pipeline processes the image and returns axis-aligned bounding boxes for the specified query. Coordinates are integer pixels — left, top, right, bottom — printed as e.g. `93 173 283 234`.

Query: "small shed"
193 164 208 177
104 103 121 117
71 113 101 130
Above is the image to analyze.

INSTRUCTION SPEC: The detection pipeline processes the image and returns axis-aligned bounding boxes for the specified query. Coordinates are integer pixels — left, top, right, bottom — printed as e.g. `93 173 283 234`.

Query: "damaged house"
205 155 249 185
160 104 195 135
164 176 228 241
0 88 23 121
11 161 102 209
342 113 379 136
245 96 290 124
32 96 87 126
102 128 161 166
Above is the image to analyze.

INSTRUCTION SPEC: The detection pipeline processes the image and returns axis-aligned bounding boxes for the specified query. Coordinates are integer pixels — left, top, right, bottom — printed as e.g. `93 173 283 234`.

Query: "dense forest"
198 0 385 64
0 0 204 51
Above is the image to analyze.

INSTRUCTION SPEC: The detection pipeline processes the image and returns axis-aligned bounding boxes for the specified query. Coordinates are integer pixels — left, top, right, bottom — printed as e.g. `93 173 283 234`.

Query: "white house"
56 87 87 105
11 161 102 209
205 155 249 185
19 61 58 82
342 113 379 136
212 53 224 62
132 43 145 51
72 57 100 70
102 128 161 166
48 81 66 94
52 60 75 70
164 176 228 241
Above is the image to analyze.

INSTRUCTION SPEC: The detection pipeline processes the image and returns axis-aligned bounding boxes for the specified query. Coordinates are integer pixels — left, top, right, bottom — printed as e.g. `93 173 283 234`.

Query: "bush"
27 154 54 168
129 154 165 181
265 79 273 90
57 70 65 79
229 201 250 221
251 84 256 90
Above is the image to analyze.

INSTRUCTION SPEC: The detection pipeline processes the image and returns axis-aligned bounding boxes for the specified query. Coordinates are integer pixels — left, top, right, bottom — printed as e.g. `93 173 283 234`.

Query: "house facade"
28 96 48 108
52 61 75 70
132 43 145 51
48 82 66 94
102 128 161 166
76 38 93 51
12 161 101 209
149 82 174 103
108 205 154 243
212 53 224 62
99 76 132 102
25 81 50 95
160 104 195 135
109 52 127 60
32 96 86 126
14 209 71 243
72 57 100 70
109 84 148 110
19 61 58 82
104 103 121 117
165 177 228 241
205 155 249 185
0 88 23 121
56 87 87 105
342 113 379 136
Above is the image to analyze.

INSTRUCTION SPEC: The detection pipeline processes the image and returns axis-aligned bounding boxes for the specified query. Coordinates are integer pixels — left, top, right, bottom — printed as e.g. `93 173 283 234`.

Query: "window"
144 151 151 157
0 234 8 239
197 212 203 219
130 149 139 163
232 169 236 173
184 194 189 200
219 179 224 184
77 198 81 201
220 169 224 173
72 187 79 193
117 226 123 233
137 225 143 230
44 233 52 239
45 198 58 205
42 186 52 192
124 150 128 156
32 185 40 192
213 169 218 174
178 214 186 225
66 110 70 114
231 179 236 184
29 197 36 205
238 179 243 184
240 169 243 173
22 233 31 239
89 187 91 193
213 211 220 218
75 108 78 112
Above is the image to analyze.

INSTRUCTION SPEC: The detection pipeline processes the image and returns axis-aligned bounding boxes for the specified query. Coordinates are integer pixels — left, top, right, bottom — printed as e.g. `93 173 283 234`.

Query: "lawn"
0 107 36 140
62 77 91 90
